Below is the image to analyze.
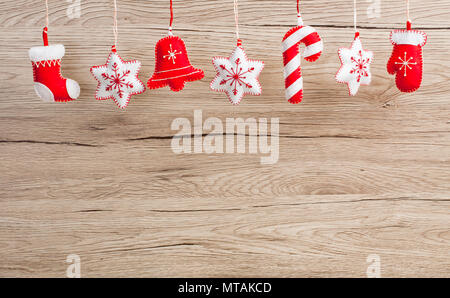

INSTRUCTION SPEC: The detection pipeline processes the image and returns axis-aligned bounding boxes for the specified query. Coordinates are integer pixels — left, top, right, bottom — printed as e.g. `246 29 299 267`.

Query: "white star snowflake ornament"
336 34 373 96
211 43 264 105
91 47 146 109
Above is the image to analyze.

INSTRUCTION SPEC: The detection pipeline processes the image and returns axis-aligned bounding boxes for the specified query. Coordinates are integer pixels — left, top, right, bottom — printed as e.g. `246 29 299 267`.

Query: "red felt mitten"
387 21 427 93
29 28 80 102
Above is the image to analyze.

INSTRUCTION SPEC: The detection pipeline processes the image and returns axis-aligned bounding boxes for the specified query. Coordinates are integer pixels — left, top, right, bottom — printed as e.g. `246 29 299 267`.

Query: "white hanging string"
234 0 240 41
406 0 410 22
353 0 357 32
168 0 174 35
45 0 49 27
113 0 118 47
297 0 303 26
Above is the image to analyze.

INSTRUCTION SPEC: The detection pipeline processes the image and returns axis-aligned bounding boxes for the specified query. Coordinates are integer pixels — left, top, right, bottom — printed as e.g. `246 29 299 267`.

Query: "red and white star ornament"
210 0 264 105
211 41 264 105
91 46 146 109
336 33 373 96
90 0 145 109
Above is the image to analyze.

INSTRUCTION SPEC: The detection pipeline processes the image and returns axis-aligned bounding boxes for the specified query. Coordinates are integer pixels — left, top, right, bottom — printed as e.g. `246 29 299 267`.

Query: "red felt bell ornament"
148 35 204 92
147 0 204 92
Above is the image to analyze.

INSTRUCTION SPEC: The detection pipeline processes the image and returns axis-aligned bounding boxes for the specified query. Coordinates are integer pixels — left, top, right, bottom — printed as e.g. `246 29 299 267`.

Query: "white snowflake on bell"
336 33 373 96
91 46 146 109
211 40 264 105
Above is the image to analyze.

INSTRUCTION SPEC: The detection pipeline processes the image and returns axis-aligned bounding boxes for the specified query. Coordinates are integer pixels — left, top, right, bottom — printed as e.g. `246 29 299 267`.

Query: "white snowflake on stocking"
336 36 373 96
211 46 264 105
91 50 146 109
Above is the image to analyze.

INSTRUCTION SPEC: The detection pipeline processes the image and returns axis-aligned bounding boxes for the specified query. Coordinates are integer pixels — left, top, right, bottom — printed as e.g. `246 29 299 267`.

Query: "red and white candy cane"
282 1 323 104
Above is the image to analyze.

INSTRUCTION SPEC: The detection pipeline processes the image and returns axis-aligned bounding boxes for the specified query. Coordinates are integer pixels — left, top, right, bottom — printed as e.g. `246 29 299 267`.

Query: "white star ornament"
91 49 146 109
211 46 264 105
336 37 373 96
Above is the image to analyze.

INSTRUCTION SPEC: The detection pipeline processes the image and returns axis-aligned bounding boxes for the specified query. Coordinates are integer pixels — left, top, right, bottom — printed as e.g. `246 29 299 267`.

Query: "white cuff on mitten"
390 30 427 46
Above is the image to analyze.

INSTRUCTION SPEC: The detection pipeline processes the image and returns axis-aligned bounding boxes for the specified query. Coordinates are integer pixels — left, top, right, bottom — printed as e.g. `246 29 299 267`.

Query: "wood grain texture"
0 0 449 278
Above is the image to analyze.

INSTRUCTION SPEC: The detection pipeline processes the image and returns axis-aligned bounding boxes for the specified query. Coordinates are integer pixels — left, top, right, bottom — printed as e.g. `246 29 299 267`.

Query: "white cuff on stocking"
29 44 65 62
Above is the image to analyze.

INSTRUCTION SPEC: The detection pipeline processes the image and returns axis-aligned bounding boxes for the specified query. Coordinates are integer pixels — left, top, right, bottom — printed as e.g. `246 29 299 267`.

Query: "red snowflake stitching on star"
102 62 134 99
211 46 264 105
219 58 255 95
350 50 370 83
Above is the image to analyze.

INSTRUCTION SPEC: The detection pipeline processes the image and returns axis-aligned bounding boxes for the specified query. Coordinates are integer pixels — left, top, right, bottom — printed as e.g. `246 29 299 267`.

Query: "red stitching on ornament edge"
387 28 426 93
335 37 374 97
147 35 204 92
31 58 76 103
90 50 146 109
282 25 323 104
210 45 264 106
389 29 427 47
394 49 424 93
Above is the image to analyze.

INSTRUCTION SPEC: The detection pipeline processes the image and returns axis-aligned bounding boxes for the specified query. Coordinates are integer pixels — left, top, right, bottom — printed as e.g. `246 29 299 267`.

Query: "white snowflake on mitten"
91 48 145 109
211 45 264 105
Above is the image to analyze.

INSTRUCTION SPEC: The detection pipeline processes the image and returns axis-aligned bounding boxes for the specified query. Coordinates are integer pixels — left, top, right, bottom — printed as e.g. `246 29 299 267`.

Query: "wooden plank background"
0 0 449 278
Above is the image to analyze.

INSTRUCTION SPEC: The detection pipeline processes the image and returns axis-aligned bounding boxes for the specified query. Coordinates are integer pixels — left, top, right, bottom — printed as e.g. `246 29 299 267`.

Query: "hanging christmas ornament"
210 0 264 105
28 0 80 102
90 0 145 109
387 0 427 93
282 0 323 104
336 0 373 96
147 0 204 92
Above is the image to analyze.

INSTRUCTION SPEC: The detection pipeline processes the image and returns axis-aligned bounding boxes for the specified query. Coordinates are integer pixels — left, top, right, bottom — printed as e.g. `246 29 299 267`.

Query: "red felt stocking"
29 28 80 102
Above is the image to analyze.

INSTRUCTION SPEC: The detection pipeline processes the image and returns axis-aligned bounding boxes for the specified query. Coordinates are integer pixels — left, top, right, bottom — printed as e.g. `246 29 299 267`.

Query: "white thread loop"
169 0 174 34
353 0 357 32
113 0 118 47
45 0 49 27
406 0 411 22
297 0 303 26
297 14 304 26
234 0 240 41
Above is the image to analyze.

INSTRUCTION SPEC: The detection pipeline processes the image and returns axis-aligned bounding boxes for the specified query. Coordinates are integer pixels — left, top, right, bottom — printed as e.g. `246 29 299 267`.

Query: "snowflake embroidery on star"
336 37 373 96
211 46 264 105
395 52 417 77
350 50 371 83
219 57 255 95
102 63 134 99
91 50 146 109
